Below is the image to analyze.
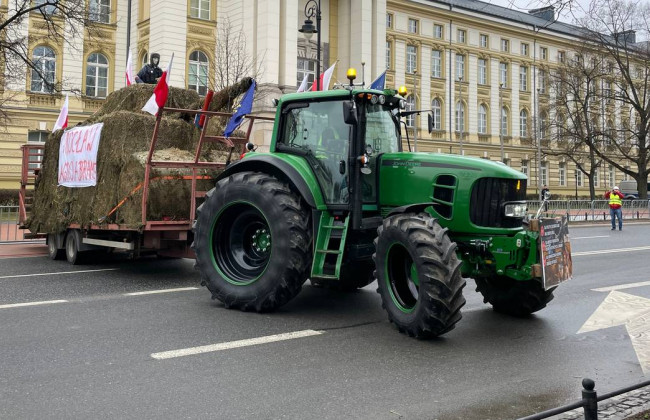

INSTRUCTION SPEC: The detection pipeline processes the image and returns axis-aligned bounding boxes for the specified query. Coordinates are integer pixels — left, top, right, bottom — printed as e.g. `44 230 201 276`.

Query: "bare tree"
1 0 99 128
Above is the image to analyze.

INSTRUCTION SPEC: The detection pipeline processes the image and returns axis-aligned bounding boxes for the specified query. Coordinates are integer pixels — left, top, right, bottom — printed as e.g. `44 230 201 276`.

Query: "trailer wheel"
310 261 375 291
47 233 64 260
193 172 312 312
65 230 85 265
374 213 466 338
474 276 555 316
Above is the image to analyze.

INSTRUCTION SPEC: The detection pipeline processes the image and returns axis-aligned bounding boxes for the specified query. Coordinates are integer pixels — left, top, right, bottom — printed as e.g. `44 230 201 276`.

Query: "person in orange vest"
604 186 624 231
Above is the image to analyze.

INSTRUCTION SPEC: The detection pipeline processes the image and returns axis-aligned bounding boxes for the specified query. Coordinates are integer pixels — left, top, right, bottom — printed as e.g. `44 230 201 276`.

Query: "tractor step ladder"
311 213 349 280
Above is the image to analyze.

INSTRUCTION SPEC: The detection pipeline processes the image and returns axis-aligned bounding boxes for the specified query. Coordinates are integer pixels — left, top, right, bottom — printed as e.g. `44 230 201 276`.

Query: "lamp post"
499 83 504 162
413 70 418 152
299 0 322 90
575 170 579 200
457 76 464 154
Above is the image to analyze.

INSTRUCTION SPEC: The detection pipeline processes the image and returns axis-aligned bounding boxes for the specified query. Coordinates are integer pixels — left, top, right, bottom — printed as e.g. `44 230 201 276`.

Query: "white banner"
58 123 104 187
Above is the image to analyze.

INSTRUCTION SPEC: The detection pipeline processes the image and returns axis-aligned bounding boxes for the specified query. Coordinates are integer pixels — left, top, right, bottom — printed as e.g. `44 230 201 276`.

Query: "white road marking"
0 268 119 280
593 281 650 292
151 330 324 360
577 291 650 374
0 299 68 310
124 287 199 296
571 235 610 240
573 245 650 257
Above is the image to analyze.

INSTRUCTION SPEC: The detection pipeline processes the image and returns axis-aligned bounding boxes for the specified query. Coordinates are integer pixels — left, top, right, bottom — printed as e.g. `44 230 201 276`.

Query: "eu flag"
370 71 386 90
224 79 256 138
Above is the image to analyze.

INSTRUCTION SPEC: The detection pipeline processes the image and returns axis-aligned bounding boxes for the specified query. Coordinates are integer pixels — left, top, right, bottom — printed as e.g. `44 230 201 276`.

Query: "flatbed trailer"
18 107 273 264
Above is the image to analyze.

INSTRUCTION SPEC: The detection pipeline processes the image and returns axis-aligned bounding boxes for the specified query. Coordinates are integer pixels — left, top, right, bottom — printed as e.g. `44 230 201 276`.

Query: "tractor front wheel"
374 212 466 338
192 172 312 312
474 276 555 316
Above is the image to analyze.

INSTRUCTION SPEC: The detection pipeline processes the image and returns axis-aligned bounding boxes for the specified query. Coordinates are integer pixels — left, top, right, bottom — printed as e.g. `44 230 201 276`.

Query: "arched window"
455 101 465 133
141 51 148 68
406 95 416 127
86 53 109 97
31 46 56 93
501 107 508 136
519 109 528 138
188 51 209 96
478 104 487 134
431 98 441 130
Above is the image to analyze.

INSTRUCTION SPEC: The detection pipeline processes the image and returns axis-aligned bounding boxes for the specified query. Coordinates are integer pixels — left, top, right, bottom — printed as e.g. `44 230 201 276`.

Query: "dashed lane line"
151 330 325 360
571 235 610 240
0 268 119 280
592 280 650 292
124 287 199 296
572 245 650 257
0 299 68 310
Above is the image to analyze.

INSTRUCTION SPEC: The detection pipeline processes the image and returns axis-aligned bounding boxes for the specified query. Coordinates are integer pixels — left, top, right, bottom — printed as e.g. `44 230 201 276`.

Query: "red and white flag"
310 62 337 91
297 74 309 93
142 53 174 116
52 94 69 132
125 48 134 86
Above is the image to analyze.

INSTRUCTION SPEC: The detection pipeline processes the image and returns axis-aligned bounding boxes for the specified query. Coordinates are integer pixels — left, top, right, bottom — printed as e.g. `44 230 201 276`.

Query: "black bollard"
585 212 588 221
603 212 606 220
582 378 598 420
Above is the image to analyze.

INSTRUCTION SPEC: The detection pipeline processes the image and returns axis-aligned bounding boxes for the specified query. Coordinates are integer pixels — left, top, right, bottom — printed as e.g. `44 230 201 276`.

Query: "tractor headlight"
371 95 379 104
378 95 386 105
504 202 527 218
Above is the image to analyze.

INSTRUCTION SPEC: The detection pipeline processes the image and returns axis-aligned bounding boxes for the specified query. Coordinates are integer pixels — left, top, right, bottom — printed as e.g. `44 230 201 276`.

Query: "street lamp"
499 83 504 162
299 0 322 91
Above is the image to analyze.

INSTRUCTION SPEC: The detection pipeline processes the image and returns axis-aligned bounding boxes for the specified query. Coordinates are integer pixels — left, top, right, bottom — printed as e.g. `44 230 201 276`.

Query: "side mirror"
343 101 358 125
246 142 256 151
271 98 279 107
427 113 433 134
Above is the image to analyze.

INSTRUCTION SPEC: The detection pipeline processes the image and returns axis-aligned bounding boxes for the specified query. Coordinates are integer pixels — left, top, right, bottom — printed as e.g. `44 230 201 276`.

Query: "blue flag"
370 71 386 90
224 79 256 138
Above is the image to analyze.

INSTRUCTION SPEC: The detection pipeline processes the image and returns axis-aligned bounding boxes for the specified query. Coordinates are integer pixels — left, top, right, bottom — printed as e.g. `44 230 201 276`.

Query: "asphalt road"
1 223 649 420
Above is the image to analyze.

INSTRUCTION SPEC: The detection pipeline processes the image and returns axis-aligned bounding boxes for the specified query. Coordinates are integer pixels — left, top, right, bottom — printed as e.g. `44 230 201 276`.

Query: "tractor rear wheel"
192 172 312 312
474 276 555 316
374 212 466 338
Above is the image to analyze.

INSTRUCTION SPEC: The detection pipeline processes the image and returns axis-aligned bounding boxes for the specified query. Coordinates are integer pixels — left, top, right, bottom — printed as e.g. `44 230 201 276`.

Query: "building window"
27 131 47 169
604 80 612 103
85 52 109 98
519 109 528 137
521 159 529 176
539 70 546 93
188 51 209 96
455 101 465 133
31 46 56 93
593 168 599 187
499 62 508 88
190 0 210 19
559 163 566 186
455 54 465 81
540 47 548 60
501 107 508 136
624 166 630 181
501 39 509 52
297 58 316 87
89 0 110 23
431 50 441 78
520 43 529 56
478 58 487 85
519 66 528 91
33 0 56 14
457 29 466 43
539 112 548 139
141 51 148 67
434 24 443 39
408 18 418 34
541 162 548 186
406 95 416 127
431 98 442 130
478 104 488 134
609 165 615 187
480 34 488 48
386 13 393 28
577 170 583 187
386 41 391 70
406 45 417 74
558 51 565 63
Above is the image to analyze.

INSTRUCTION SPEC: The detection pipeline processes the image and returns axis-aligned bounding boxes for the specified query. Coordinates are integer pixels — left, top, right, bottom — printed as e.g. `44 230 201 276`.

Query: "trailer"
18 108 273 264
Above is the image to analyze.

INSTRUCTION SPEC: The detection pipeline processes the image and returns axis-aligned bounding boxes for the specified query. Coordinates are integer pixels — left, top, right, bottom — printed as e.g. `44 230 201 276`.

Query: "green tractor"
192 79 568 338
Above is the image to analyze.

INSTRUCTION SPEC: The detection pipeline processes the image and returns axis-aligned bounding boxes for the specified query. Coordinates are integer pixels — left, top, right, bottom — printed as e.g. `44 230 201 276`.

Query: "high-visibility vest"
609 192 622 207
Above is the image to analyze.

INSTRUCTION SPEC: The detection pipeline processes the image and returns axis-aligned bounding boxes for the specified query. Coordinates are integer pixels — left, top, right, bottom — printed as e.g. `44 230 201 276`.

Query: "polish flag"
52 94 69 132
125 48 134 86
142 53 174 116
311 62 337 91
297 73 309 92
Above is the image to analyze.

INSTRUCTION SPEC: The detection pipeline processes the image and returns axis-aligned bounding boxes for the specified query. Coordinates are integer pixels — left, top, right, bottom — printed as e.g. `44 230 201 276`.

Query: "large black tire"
474 276 555 316
47 233 64 260
374 212 466 339
64 230 85 265
310 260 376 291
192 172 312 312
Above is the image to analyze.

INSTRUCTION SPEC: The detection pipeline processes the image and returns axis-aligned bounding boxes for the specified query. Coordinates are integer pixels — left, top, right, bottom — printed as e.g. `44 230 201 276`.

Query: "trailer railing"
527 199 650 222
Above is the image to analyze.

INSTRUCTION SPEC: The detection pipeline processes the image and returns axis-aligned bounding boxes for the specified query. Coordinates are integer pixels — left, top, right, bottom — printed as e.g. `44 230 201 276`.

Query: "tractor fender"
217 155 319 208
387 203 437 217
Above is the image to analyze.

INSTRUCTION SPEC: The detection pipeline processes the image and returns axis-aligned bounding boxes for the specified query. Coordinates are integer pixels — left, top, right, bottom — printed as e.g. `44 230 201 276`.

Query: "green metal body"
233 88 539 283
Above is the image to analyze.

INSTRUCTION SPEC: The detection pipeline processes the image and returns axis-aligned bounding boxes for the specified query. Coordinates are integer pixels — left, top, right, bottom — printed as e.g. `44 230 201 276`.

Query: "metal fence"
527 199 650 222
0 205 30 243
